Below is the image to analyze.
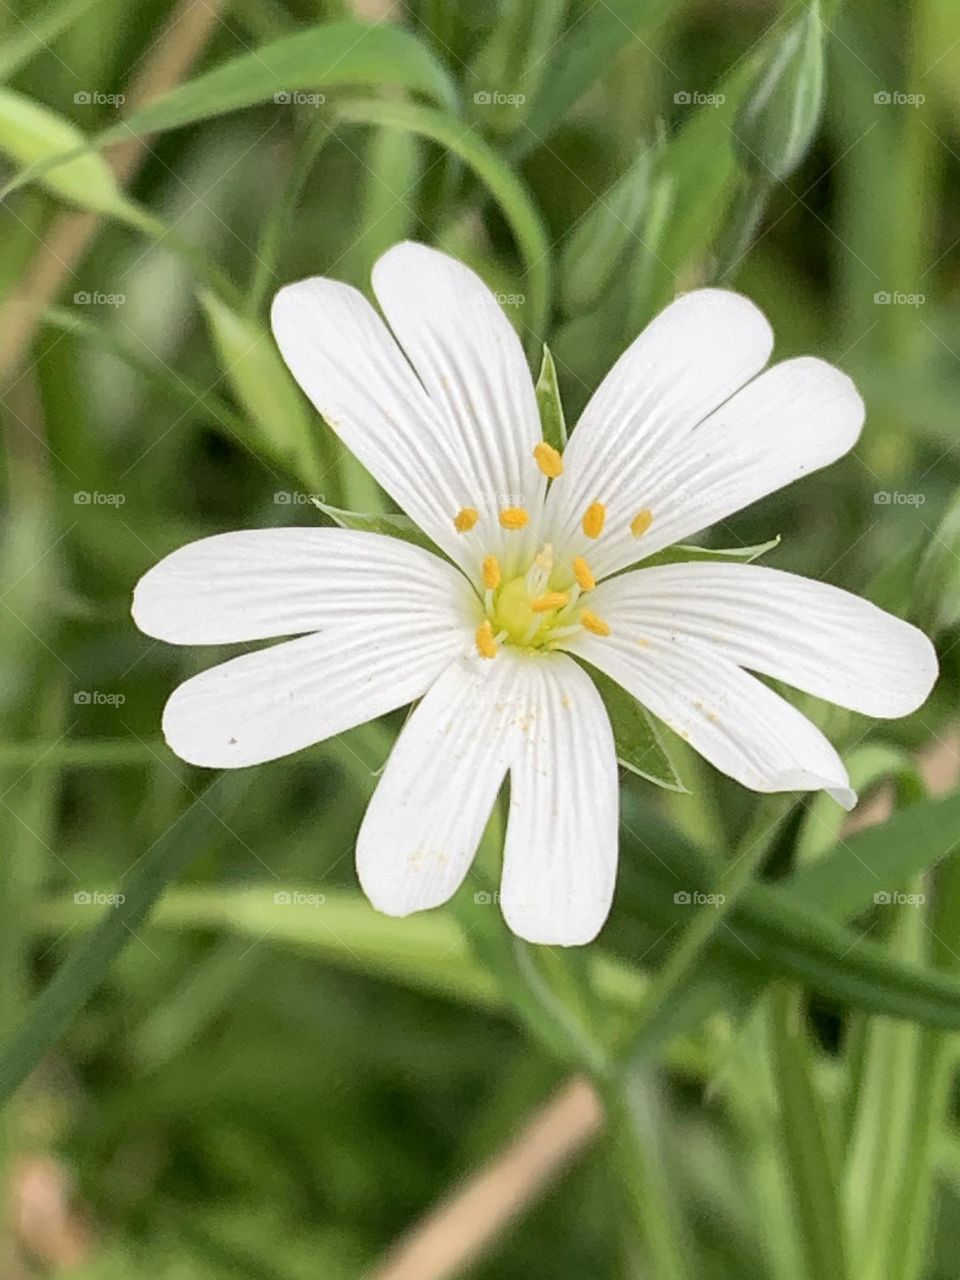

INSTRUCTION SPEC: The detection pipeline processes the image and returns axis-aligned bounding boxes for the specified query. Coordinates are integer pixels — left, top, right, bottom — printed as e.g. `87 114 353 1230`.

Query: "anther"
582 502 606 539
482 555 501 590
630 508 653 538
580 609 611 637
499 507 530 530
475 619 498 659
533 441 563 478
454 507 479 533
572 556 595 591
531 591 569 613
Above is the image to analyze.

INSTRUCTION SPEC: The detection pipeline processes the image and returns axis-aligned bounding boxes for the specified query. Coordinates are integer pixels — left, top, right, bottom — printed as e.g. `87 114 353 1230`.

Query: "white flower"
132 242 937 946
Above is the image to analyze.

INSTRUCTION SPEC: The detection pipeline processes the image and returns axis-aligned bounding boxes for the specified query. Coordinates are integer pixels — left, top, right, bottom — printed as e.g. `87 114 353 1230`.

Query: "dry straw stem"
0 0 227 385
365 1077 602 1280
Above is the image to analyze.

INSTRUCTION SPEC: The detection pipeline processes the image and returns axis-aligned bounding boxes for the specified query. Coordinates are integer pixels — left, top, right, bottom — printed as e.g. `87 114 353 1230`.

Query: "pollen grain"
580 609 611 637
499 506 530 530
572 556 595 591
533 441 563 478
582 502 606 539
630 508 653 538
475 619 498 659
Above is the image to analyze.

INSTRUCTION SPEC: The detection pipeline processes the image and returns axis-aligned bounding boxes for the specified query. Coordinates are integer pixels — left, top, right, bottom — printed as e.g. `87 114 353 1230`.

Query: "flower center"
475 542 608 658
450 447 657 661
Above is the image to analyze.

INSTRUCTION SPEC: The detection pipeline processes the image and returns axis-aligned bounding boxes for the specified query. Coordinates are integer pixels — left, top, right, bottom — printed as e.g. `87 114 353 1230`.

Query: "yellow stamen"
572 556 595 591
533 441 563 478
454 507 479 533
531 591 569 614
580 609 611 637
582 501 606 539
475 619 497 659
482 555 501 590
499 506 530 530
630 508 653 538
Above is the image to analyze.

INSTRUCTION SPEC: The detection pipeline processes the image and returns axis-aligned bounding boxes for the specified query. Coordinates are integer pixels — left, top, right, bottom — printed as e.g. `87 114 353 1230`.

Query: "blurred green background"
3 0 960 1276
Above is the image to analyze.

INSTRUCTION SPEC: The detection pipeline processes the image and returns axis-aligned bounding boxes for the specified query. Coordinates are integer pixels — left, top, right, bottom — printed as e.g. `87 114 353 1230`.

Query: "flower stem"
615 793 796 1070
596 1072 690 1280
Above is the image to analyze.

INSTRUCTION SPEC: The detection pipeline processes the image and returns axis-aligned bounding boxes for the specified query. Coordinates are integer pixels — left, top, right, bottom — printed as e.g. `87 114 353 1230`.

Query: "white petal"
133 528 475 644
356 651 521 916
162 621 468 768
500 653 619 945
543 289 773 570
590 563 937 718
372 242 545 572
564 632 854 809
271 275 480 573
561 356 864 578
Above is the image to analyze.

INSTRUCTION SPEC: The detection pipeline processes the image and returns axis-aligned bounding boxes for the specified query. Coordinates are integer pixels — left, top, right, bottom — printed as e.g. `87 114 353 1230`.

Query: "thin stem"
615 793 796 1070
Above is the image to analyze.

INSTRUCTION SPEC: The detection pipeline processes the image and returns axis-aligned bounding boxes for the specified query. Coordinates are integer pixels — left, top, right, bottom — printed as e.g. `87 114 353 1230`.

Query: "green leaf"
0 780 236 1107
336 97 551 342
913 481 960 635
449 869 611 1076
559 150 653 315
642 535 781 568
534 345 568 450
466 0 565 136
0 0 101 82
734 0 826 182
516 0 673 153
584 663 686 792
198 290 323 489
844 891 925 1280
767 985 851 1280
99 20 458 139
614 791 960 1039
0 88 135 219
312 500 438 554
